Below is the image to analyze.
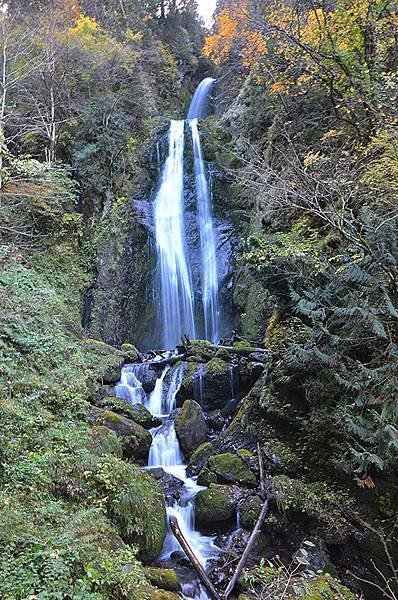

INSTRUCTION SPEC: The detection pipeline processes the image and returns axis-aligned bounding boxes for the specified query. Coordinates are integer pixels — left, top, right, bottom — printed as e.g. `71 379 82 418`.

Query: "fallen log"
224 498 269 599
169 515 222 600
224 446 269 599
147 353 187 368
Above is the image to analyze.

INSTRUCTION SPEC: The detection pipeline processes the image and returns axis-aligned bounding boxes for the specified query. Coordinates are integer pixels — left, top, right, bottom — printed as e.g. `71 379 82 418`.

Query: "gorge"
1 2 397 600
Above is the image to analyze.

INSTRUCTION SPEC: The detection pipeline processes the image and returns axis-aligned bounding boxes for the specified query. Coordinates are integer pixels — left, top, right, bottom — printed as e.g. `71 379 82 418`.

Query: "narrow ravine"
116 362 218 599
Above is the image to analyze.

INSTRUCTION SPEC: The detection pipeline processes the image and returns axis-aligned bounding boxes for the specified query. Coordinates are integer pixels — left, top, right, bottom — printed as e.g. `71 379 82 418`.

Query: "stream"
116 362 219 599
116 78 226 598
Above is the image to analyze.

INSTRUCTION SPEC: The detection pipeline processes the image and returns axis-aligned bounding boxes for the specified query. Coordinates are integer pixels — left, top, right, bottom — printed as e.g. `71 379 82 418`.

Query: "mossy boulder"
240 495 263 529
199 453 256 486
143 568 180 592
196 484 238 525
175 400 207 456
97 397 160 428
297 574 354 599
187 441 214 476
121 343 141 362
147 590 180 600
88 406 152 462
175 355 233 408
197 465 218 486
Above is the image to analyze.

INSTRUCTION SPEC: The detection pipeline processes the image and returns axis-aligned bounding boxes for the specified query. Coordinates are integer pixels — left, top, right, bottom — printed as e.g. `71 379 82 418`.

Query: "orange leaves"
269 81 290 95
204 1 268 70
203 9 239 64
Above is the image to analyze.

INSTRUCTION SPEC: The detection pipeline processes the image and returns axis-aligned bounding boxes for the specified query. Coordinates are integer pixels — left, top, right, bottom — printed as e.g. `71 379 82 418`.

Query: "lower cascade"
116 361 218 599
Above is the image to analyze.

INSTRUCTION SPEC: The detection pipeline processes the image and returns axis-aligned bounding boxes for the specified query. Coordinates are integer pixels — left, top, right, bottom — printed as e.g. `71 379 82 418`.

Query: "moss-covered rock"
199 453 256 486
187 441 214 476
296 574 354 599
147 590 180 600
121 343 141 363
98 398 161 429
88 406 152 462
197 465 218 486
240 495 263 529
175 400 207 456
195 484 238 525
143 567 180 592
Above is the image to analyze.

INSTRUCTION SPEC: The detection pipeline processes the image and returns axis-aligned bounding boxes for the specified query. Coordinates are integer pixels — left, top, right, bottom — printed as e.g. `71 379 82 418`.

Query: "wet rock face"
147 467 185 500
87 406 152 463
174 399 208 456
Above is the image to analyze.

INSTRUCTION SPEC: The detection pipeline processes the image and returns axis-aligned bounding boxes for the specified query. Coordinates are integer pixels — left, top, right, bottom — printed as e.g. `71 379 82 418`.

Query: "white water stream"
154 120 196 349
154 78 220 348
116 363 218 599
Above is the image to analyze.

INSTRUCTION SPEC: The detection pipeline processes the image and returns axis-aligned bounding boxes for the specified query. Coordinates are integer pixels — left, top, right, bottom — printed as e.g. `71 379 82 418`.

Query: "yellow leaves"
68 15 100 48
321 129 344 141
204 2 269 72
125 29 143 43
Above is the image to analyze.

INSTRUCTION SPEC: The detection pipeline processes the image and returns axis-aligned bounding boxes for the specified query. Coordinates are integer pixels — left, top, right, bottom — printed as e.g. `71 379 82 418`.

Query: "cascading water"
117 362 217 599
154 120 196 349
154 78 220 346
190 118 219 343
188 77 220 343
188 77 216 120
114 363 148 405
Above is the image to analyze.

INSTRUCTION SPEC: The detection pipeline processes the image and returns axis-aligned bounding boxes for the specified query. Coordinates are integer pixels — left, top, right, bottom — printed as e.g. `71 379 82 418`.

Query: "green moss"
237 449 253 459
197 466 218 486
195 484 237 524
240 495 263 529
233 341 256 351
143 568 180 592
204 453 257 486
187 442 214 476
300 574 354 599
205 358 229 375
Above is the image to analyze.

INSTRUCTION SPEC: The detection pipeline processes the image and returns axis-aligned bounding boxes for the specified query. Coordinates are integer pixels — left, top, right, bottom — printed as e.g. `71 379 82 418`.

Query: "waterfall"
154 120 196 349
114 364 147 405
153 78 220 348
190 119 219 343
188 77 216 120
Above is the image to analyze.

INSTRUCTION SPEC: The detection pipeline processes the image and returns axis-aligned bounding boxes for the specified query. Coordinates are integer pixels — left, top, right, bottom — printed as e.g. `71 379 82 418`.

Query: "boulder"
176 357 234 409
143 568 180 592
198 453 256 486
97 397 161 428
187 442 214 476
175 400 207 456
240 495 263 530
196 484 238 526
88 406 152 463
121 343 141 363
147 467 185 499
